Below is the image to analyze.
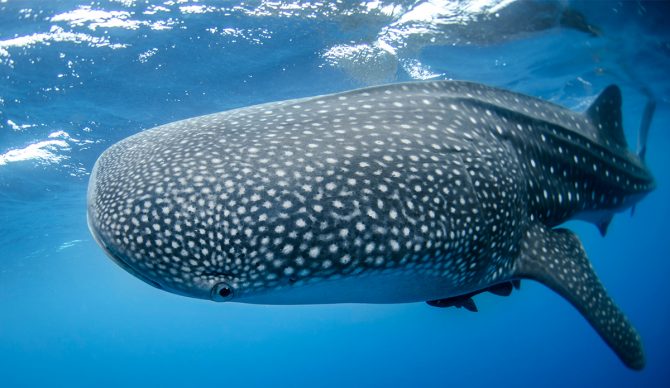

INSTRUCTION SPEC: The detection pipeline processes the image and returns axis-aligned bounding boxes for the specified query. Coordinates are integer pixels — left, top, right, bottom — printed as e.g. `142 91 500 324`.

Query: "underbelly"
234 271 470 305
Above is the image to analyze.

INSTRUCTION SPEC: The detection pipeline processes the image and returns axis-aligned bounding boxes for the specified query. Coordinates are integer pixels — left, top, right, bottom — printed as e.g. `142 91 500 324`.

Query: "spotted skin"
516 224 645 370
87 81 654 369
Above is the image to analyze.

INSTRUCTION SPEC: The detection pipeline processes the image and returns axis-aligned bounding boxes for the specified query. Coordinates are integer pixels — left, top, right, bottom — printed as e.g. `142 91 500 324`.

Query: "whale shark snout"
87 166 164 292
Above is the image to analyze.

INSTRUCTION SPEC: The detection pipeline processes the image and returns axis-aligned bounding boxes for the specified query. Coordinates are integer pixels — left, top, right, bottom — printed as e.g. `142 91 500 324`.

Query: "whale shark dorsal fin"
514 224 645 370
586 85 628 148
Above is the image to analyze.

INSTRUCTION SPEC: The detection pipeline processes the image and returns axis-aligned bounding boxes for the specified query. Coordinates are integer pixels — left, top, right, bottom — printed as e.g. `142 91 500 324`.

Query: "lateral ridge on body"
87 80 655 369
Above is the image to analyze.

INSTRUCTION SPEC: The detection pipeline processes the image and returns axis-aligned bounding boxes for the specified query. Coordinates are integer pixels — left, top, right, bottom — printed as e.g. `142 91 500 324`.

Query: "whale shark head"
85 108 414 305
86 139 242 302
86 125 461 305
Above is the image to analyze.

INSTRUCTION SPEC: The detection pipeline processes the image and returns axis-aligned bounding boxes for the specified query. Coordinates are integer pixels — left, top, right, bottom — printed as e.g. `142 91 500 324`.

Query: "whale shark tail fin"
631 91 656 217
514 224 645 370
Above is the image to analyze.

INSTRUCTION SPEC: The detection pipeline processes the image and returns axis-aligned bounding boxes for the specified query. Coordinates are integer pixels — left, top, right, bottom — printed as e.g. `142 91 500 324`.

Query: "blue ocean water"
1 1 669 386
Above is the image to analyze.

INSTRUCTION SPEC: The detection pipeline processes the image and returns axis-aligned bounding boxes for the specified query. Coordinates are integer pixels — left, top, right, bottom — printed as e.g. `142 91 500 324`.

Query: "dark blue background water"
1 1 668 386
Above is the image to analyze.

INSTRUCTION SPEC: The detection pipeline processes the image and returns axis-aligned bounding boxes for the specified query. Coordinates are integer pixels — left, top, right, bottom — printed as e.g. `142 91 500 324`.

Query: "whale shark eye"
211 282 234 302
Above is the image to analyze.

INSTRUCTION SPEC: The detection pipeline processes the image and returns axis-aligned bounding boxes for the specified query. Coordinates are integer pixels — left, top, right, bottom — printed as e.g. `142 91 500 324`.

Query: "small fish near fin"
586 85 628 149
427 296 478 312
426 281 520 311
514 224 645 370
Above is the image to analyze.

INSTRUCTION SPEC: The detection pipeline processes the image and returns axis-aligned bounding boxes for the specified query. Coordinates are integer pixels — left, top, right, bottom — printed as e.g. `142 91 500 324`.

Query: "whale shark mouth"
87 212 164 291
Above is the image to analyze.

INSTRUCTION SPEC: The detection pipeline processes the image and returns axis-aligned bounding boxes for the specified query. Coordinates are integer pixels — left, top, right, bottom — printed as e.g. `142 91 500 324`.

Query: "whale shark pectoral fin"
514 224 645 370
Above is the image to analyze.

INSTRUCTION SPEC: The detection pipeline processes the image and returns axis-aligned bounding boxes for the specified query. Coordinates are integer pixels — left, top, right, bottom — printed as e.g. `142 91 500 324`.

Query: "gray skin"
87 81 654 369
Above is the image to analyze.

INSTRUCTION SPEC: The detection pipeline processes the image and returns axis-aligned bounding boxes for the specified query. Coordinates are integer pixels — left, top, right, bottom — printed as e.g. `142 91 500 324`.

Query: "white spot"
309 247 320 258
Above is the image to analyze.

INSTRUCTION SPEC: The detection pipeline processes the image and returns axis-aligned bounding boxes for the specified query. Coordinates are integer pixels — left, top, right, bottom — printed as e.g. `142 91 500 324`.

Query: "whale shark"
87 81 654 369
